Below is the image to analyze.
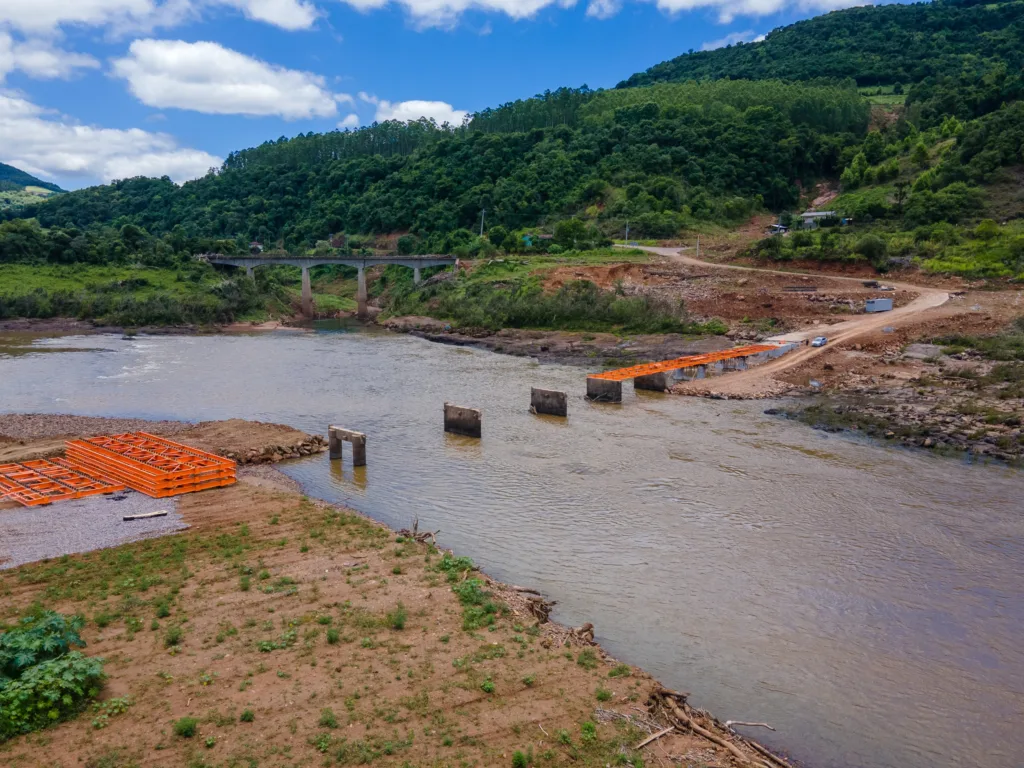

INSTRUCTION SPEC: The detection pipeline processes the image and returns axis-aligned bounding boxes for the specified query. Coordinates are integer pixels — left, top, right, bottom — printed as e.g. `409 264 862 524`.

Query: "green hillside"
0 163 64 210
1 0 1022 285
621 0 1024 89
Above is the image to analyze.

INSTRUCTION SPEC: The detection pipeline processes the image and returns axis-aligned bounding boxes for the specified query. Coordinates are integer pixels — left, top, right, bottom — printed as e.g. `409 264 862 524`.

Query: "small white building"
799 211 837 229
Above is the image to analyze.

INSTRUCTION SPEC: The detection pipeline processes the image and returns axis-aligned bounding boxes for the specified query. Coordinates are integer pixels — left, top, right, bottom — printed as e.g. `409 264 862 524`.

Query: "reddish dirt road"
625 245 950 397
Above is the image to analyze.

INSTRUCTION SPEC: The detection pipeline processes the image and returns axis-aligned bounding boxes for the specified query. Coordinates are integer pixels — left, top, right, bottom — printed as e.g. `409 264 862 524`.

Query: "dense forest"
1 0 1022 287
622 0 1024 89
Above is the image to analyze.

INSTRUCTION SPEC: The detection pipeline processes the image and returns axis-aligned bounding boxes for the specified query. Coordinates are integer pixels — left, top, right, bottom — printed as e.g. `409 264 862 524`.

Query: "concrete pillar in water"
696 365 707 379
531 387 568 417
301 267 313 317
357 267 368 318
413 267 422 284
328 426 367 466
634 371 671 392
586 377 622 403
736 356 749 370
444 403 481 437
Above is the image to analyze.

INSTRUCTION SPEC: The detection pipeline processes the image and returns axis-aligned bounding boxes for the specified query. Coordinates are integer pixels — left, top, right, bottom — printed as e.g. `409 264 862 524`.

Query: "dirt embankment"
0 416 790 768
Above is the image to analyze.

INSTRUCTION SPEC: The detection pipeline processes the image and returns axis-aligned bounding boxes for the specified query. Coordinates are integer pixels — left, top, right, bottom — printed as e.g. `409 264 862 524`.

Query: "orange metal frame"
0 460 125 507
589 344 780 382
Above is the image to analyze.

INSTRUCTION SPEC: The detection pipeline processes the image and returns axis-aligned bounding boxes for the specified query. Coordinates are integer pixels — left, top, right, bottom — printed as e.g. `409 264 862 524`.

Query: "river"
1 326 1022 768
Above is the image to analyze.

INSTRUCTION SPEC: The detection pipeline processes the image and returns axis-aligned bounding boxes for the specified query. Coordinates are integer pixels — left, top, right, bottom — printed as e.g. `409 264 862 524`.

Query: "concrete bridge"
206 255 457 317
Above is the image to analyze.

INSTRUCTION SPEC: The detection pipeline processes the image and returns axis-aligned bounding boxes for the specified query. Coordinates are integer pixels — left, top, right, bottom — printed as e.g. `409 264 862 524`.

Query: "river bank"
0 415 790 768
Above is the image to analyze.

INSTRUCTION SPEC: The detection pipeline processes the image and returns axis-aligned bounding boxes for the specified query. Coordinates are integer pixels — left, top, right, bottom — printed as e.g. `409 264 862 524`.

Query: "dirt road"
625 245 951 397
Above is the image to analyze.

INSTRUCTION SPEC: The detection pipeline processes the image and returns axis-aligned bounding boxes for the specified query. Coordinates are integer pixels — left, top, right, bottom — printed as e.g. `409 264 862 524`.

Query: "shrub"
576 649 598 670
0 610 106 742
386 603 407 631
173 717 198 738
326 628 340 645
240 709 255 722
512 751 528 768
595 686 612 702
164 626 183 648
318 708 339 728
480 678 496 694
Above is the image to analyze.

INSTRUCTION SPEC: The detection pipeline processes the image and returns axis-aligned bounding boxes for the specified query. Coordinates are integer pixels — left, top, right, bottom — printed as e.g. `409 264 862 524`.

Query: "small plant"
317 615 332 625
154 599 171 619
387 602 408 631
577 649 598 670
608 663 631 678
173 717 198 738
480 678 495 694
512 751 528 768
439 634 450 644
521 674 536 687
595 686 612 702
205 735 216 748
240 709 255 722
269 515 279 525
580 720 597 743
556 729 572 746
392 565 402 575
326 628 340 645
239 575 250 591
164 625 183 648
318 708 339 728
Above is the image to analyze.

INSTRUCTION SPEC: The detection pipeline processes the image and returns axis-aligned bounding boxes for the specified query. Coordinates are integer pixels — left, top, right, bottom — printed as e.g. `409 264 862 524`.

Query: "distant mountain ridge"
0 163 64 194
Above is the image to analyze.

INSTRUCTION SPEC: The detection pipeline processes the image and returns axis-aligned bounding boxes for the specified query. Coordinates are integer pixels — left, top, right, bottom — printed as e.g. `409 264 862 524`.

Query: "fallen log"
634 726 675 750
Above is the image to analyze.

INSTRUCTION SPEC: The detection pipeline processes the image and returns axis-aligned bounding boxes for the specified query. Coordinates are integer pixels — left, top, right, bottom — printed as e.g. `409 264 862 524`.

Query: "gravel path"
0 492 186 569
0 414 192 441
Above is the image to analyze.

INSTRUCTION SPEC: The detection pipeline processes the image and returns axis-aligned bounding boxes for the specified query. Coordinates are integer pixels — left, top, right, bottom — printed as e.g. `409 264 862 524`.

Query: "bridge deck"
589 344 781 382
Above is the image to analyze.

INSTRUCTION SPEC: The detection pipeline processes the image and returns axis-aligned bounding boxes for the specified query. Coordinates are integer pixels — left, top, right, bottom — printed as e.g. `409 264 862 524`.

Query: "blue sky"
0 0 866 189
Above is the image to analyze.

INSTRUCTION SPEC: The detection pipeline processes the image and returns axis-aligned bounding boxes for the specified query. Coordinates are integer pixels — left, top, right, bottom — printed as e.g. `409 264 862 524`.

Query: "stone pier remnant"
328 426 367 466
586 377 622 403
530 387 568 417
444 403 482 437
413 267 422 284
633 371 671 392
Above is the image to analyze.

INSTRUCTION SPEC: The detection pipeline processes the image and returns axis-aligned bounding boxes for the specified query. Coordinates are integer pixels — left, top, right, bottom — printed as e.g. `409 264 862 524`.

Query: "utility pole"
624 220 629 244
696 235 700 260
479 208 486 237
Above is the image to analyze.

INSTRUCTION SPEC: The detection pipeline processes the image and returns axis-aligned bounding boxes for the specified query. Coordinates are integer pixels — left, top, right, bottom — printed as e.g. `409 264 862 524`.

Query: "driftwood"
123 510 168 521
397 518 439 545
634 726 674 750
652 689 761 768
726 721 776 732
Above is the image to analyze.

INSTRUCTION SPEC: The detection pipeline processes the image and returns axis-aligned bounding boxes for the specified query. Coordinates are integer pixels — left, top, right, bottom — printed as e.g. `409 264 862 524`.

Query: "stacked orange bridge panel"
0 459 125 507
64 433 236 498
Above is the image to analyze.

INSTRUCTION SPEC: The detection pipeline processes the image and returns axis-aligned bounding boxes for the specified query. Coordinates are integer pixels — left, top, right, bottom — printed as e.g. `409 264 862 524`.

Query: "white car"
811 336 828 347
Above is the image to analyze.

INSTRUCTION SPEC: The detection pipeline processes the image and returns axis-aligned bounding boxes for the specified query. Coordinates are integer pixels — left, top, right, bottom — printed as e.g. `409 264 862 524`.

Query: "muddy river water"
1 327 1022 768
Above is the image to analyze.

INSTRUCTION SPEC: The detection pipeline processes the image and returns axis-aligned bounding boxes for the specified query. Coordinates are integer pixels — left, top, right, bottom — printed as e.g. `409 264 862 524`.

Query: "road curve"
619 245 950 395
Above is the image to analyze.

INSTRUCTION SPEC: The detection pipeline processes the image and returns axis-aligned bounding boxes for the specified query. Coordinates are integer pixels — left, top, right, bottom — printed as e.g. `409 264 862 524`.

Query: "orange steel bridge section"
0 432 236 507
589 344 780 382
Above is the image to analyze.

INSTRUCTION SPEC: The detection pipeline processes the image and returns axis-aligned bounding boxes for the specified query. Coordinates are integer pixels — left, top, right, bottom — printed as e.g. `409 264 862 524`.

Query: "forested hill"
0 164 63 194
621 0 1024 89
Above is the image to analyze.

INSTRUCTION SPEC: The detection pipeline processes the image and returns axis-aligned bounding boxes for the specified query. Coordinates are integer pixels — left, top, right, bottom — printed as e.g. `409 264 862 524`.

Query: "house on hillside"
249 241 264 254
799 211 837 229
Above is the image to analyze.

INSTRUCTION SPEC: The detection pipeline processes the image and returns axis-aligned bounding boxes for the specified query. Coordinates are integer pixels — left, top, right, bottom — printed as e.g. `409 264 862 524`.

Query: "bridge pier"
246 266 254 280
634 372 671 392
329 426 366 466
301 267 313 317
414 267 422 284
586 377 622 403
357 267 368 318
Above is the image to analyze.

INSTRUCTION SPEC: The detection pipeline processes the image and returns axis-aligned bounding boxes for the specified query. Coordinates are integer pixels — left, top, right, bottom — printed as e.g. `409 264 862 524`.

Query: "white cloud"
0 0 319 34
338 113 360 128
701 29 760 50
338 0 572 28
112 39 342 119
370 97 468 126
655 0 867 24
0 34 101 81
210 0 319 30
0 0 155 34
0 90 221 183
585 0 620 17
